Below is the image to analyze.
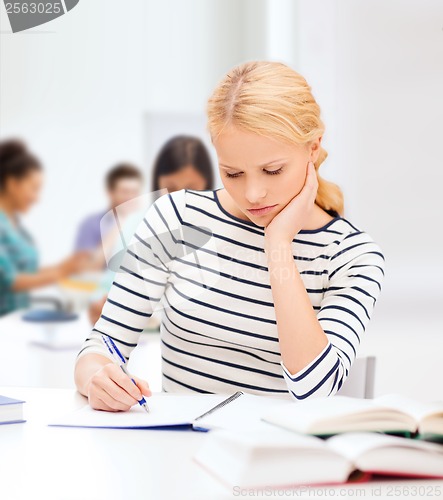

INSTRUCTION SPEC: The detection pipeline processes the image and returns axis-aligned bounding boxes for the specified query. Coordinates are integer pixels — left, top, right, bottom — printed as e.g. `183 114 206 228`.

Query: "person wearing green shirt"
0 139 90 317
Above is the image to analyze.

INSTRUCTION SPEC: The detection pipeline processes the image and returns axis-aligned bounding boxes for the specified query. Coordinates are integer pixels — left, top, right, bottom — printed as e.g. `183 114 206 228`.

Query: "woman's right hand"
86 363 152 412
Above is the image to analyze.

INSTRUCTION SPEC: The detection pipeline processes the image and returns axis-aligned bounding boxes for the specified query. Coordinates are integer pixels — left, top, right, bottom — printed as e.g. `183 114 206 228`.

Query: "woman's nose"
244 182 267 205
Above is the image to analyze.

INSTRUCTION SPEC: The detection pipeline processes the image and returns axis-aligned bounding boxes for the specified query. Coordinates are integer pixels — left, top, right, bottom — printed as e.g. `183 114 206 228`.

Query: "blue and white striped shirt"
77 188 385 401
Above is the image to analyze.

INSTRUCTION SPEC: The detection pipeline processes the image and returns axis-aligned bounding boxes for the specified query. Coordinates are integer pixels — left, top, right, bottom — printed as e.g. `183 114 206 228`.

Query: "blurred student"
75 163 143 256
0 139 90 317
82 164 143 322
152 135 214 193
87 138 214 325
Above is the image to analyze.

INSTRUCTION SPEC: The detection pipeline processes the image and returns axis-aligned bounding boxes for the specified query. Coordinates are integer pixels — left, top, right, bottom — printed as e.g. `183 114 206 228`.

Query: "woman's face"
7 170 43 213
213 126 320 226
157 164 208 193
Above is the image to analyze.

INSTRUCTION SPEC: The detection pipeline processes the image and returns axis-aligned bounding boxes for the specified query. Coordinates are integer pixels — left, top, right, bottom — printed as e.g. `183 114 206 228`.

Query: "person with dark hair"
0 139 90 316
85 140 213 325
74 163 143 253
152 135 214 193
77 164 144 325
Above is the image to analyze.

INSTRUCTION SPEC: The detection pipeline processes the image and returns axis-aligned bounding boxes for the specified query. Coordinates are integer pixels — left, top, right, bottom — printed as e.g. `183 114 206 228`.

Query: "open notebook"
49 391 288 432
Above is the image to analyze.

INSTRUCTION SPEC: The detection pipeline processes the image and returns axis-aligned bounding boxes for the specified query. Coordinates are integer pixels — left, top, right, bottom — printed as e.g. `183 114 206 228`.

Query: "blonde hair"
206 61 344 216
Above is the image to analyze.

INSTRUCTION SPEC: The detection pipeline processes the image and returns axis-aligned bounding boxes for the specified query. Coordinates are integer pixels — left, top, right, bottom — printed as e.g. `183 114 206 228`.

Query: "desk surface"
1 387 442 500
0 310 163 391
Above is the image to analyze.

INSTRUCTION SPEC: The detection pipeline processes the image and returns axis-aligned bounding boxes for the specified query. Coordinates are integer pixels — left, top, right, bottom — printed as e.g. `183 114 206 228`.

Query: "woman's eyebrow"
219 158 287 170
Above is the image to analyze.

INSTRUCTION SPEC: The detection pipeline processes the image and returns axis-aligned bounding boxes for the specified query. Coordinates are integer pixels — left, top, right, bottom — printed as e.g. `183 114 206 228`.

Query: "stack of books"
194 394 443 488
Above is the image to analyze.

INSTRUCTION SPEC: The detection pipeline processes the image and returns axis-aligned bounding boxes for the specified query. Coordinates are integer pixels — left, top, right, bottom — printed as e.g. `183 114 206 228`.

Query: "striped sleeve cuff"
76 343 115 363
280 340 341 400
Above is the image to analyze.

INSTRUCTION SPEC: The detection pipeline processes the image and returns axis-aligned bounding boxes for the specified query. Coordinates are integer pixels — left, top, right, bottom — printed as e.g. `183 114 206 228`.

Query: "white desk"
0 310 163 391
1 387 442 500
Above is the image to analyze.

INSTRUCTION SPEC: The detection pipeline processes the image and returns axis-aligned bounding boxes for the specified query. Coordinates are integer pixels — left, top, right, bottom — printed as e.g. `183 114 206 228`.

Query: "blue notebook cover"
22 309 78 322
0 395 26 425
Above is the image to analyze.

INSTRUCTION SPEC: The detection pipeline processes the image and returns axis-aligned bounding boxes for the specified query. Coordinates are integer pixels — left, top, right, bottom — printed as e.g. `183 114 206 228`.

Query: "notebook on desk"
49 391 288 432
0 395 26 425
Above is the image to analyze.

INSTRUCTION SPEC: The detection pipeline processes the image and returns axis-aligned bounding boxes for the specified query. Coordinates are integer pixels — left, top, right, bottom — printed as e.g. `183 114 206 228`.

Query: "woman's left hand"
264 161 318 245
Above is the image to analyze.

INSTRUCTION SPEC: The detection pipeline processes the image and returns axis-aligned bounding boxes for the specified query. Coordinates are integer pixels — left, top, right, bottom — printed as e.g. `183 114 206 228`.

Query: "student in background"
0 139 90 317
75 164 142 322
152 135 214 193
74 163 143 256
87 138 214 325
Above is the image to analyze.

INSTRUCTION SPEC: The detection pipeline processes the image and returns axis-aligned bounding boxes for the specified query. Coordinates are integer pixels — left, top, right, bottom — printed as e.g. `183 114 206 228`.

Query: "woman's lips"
247 205 277 216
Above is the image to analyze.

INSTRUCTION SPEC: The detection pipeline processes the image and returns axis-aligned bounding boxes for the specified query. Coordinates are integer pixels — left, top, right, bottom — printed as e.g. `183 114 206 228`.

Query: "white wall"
335 0 443 308
296 1 443 314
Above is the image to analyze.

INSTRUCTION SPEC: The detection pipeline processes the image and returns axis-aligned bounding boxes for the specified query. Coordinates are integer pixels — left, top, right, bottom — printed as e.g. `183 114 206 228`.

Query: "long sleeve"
0 232 16 290
0 215 38 316
280 230 385 400
76 192 183 362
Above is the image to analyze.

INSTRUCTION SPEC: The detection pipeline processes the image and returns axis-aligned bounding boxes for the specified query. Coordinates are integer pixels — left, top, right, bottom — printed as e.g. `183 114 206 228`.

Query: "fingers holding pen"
87 362 151 412
132 375 152 398
101 376 140 408
98 334 151 412
95 386 133 412
108 365 144 402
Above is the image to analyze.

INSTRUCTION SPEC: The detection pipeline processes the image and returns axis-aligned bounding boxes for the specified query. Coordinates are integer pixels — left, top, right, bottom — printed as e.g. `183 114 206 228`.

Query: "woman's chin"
247 212 275 227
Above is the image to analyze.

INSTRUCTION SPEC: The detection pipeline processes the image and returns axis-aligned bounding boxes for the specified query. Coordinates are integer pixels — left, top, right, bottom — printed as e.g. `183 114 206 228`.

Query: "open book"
194 428 443 489
50 391 287 432
261 394 443 440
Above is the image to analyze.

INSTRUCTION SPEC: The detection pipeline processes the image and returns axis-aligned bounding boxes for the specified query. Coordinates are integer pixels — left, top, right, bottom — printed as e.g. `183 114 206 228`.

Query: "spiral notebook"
50 391 286 432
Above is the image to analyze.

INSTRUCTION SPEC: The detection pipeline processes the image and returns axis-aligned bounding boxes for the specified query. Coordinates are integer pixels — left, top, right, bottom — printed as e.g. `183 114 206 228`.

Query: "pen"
101 334 150 413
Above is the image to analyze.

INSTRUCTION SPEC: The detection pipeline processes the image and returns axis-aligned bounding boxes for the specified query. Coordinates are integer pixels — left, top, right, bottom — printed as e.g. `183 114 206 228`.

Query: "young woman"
0 139 90 316
74 61 385 411
151 135 214 193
